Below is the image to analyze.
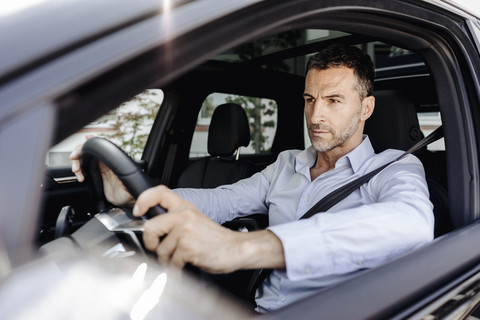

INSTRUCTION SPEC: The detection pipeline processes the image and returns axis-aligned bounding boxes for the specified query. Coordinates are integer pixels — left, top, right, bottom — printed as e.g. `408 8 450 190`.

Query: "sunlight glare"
0 0 50 16
163 0 171 13
130 273 168 320
129 263 148 291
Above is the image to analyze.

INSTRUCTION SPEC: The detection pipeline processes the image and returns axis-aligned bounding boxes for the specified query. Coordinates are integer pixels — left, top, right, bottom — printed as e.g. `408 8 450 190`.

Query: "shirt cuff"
268 219 328 281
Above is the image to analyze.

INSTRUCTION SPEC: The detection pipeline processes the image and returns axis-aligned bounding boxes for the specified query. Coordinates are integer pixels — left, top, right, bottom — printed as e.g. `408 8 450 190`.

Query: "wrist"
235 230 286 270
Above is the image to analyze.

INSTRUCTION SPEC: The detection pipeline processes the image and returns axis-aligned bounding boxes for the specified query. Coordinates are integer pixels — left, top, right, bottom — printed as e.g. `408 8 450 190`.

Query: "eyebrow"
303 93 314 99
302 92 346 100
323 93 346 100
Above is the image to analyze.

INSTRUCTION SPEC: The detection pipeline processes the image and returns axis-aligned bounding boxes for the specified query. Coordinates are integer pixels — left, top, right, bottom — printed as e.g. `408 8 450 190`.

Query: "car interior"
40 26 455 306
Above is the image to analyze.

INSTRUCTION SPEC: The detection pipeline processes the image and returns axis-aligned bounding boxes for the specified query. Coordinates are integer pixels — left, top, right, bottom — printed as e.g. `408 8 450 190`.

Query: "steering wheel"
45 137 244 295
80 137 165 218
41 137 165 261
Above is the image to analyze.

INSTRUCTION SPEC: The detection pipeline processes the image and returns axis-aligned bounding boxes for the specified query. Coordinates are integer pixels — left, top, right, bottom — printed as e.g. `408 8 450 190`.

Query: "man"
71 44 434 312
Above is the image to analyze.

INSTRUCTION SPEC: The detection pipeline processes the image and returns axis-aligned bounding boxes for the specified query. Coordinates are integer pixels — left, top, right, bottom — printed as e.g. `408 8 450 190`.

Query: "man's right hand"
70 140 88 183
69 136 135 207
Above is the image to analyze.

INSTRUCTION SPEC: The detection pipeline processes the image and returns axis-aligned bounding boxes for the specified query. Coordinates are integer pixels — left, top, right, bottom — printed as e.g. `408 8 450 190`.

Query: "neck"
310 134 363 180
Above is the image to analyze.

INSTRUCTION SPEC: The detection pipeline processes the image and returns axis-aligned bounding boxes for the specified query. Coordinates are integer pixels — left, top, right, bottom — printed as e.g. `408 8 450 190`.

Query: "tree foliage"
101 89 161 160
224 95 276 153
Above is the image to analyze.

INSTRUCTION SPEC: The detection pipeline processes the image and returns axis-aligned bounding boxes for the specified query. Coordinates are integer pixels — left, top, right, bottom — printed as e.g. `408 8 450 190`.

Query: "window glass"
213 29 427 79
213 29 348 65
190 93 278 157
47 89 163 167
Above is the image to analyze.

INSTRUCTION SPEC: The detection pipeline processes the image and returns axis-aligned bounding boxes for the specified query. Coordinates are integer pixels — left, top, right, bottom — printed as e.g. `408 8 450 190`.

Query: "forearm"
174 172 270 223
233 229 285 270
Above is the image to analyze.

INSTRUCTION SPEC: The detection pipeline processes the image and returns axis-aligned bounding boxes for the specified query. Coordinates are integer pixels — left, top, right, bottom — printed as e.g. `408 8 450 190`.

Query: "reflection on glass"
130 273 168 320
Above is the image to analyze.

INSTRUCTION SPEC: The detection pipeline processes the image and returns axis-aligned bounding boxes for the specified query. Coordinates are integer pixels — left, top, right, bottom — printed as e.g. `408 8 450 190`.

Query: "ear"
360 96 375 121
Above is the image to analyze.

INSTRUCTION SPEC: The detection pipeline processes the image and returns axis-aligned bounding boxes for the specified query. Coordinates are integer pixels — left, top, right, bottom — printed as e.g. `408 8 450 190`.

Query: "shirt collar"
346 135 375 172
295 135 375 174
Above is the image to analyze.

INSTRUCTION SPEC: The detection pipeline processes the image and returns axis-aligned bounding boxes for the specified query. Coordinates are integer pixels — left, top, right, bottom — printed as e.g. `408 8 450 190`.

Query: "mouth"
309 126 331 136
311 129 329 134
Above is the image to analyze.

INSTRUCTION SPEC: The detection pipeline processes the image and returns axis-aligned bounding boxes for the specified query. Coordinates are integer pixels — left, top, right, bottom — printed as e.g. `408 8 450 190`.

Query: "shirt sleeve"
268 155 434 281
174 168 273 224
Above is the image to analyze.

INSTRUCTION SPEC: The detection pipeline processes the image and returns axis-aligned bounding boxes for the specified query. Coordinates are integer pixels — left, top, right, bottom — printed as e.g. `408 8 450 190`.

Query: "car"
2 0 480 318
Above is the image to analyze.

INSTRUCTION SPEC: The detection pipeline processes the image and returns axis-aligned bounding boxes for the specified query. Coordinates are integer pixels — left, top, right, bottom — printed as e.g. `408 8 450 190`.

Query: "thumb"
133 185 182 217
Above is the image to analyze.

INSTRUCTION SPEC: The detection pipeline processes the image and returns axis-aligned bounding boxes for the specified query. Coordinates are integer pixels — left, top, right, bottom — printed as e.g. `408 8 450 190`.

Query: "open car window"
190 92 278 157
46 89 163 167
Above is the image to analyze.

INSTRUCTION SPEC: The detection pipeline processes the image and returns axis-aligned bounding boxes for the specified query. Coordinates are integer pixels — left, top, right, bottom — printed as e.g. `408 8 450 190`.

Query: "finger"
133 185 184 217
170 247 187 270
69 135 96 182
69 147 80 161
72 162 84 182
70 148 85 182
142 213 179 251
154 227 182 264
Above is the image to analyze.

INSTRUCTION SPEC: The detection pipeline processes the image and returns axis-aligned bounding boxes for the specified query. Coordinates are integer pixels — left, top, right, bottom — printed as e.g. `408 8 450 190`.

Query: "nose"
308 101 327 124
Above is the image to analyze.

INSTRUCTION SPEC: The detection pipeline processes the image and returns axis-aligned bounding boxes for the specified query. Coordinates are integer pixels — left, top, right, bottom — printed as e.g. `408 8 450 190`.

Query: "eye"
304 97 315 103
329 98 340 103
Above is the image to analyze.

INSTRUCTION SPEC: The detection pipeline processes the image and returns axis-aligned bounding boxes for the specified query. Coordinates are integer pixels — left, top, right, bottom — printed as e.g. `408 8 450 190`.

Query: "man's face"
304 66 371 153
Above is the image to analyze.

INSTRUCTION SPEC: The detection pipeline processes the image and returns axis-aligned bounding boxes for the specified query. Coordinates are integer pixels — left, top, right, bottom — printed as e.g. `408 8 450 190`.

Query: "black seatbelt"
301 125 443 219
246 125 444 302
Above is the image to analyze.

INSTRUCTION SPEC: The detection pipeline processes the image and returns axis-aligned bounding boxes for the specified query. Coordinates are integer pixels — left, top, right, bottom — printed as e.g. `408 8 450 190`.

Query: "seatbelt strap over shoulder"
301 125 443 219
246 125 444 302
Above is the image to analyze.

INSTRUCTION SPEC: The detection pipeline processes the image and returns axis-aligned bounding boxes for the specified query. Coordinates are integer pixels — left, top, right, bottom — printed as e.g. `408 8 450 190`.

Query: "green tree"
200 95 216 119
225 95 276 153
101 89 162 160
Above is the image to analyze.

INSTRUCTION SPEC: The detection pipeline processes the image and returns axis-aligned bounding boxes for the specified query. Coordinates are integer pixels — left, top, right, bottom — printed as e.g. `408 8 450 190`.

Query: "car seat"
177 103 254 188
176 102 259 301
365 90 452 237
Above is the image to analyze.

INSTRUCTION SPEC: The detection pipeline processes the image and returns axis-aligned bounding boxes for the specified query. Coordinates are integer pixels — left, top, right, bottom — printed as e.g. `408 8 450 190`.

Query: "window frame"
190 92 279 158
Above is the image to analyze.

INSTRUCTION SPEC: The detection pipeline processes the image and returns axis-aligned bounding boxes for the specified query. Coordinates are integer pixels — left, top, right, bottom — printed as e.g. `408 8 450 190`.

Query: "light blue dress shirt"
175 136 434 312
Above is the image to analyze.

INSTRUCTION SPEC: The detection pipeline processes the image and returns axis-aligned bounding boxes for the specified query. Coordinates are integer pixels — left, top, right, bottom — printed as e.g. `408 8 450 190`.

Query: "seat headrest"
364 90 423 153
208 103 250 157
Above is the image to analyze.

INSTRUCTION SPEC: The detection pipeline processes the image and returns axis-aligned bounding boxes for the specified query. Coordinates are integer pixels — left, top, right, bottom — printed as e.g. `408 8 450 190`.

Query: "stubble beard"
309 110 362 153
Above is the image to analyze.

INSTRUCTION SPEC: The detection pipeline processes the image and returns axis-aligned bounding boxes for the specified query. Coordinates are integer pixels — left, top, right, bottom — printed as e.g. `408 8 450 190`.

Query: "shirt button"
304 267 311 274
304 197 308 202
281 296 286 302
357 260 364 266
